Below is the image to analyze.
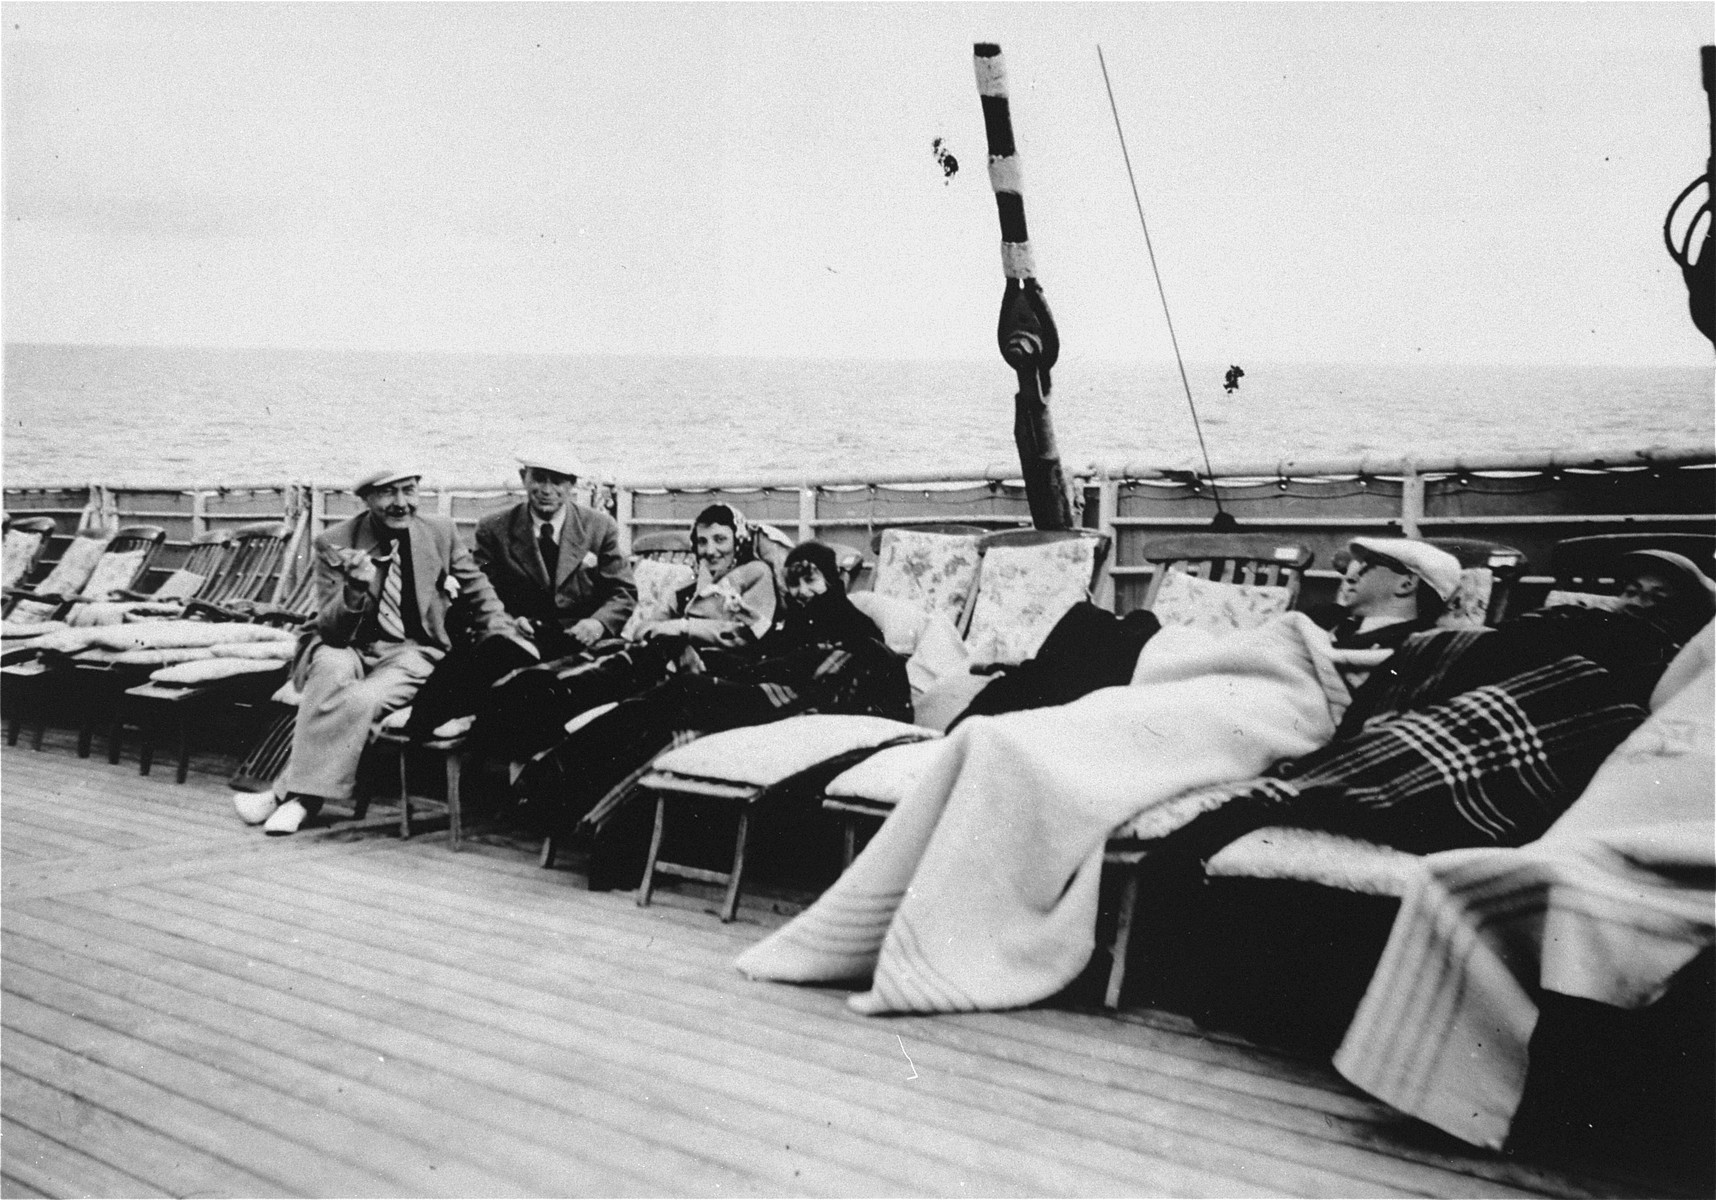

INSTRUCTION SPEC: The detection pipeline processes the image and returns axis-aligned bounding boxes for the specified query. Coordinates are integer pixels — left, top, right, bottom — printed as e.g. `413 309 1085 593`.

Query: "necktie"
539 522 559 579
376 552 406 640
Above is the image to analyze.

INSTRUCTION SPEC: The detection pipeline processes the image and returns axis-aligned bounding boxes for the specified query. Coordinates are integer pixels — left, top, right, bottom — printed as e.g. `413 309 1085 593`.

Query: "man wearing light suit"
473 450 636 660
234 467 518 835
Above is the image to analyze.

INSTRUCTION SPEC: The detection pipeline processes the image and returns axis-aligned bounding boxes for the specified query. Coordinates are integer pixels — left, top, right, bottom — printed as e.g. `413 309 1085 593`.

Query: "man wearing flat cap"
1329 536 1465 652
474 450 636 660
234 467 516 835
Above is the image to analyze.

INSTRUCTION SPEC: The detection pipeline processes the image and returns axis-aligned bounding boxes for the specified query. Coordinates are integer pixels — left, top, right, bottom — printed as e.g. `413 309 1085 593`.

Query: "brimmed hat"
517 449 589 481
1618 549 1716 611
353 467 422 496
1349 537 1464 601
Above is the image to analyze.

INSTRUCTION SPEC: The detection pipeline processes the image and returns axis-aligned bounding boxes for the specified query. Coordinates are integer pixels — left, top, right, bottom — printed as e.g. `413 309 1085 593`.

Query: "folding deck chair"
1546 532 1716 610
1 516 59 594
3 526 167 749
628 526 1110 922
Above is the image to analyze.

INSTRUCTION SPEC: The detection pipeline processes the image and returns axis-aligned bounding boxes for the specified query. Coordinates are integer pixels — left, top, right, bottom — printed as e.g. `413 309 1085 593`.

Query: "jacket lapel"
552 507 580 589
509 505 552 589
408 515 439 618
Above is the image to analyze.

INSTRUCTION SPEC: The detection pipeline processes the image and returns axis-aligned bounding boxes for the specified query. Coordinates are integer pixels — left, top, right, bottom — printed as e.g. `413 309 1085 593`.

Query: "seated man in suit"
1327 537 1463 652
233 467 519 835
474 450 636 660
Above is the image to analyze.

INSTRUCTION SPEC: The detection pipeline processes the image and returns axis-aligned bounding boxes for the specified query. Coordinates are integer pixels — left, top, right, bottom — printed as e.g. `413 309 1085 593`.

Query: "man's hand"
513 615 536 640
324 546 379 589
570 617 605 647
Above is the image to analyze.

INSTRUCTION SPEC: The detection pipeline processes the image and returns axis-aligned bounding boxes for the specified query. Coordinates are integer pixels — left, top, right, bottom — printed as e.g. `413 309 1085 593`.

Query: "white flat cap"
1349 537 1464 601
353 467 422 496
516 449 590 480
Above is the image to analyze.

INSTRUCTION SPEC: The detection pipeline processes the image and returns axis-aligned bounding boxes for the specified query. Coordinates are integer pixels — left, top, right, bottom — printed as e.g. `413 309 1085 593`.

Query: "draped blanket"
735 614 1349 1014
1332 623 1715 1150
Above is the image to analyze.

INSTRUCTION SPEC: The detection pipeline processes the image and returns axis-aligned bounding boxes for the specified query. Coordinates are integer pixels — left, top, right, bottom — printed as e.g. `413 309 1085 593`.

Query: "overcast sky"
3 2 1712 365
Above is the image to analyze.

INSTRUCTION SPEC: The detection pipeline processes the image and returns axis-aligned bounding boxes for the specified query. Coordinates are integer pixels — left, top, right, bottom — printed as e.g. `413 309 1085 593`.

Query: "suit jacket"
473 502 636 637
313 511 511 651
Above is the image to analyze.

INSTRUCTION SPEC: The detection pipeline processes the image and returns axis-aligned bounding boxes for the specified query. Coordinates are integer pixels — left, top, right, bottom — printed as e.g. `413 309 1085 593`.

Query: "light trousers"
277 640 442 802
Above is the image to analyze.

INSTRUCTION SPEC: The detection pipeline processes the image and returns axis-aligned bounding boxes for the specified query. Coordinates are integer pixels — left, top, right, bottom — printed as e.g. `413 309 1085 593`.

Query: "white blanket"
1333 621 1715 1150
736 613 1351 1014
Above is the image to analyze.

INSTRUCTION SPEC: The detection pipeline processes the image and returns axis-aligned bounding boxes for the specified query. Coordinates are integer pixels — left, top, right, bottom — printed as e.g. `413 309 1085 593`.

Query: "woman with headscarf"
526 539 909 888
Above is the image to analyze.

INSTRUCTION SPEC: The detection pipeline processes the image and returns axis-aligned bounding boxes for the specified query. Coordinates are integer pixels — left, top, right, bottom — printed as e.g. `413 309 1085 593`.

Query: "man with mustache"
233 467 516 835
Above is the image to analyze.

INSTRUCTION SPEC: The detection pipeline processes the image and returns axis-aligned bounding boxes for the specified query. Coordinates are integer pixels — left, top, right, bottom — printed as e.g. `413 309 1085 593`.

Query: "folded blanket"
736 613 1350 1014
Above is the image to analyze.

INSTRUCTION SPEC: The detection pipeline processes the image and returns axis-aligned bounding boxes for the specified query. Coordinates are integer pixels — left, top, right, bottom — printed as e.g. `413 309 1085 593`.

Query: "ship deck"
0 730 1694 1199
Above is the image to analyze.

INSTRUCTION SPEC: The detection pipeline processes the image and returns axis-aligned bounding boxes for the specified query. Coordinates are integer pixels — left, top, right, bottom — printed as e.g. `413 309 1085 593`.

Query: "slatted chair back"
202 521 293 606
1137 534 1314 636
962 528 1113 665
112 529 232 604
79 526 168 601
1 516 59 593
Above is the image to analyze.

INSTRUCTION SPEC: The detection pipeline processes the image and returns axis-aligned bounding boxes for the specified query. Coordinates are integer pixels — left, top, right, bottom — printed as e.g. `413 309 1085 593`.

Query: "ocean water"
2 343 1710 489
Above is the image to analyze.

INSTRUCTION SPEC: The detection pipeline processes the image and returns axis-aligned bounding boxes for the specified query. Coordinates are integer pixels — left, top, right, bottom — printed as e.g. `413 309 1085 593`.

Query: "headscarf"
691 503 756 566
769 540 884 650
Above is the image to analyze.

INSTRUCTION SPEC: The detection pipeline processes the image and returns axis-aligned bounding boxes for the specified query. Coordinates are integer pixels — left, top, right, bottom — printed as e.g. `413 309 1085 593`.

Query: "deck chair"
67 529 234 625
181 521 293 618
1 516 59 594
1546 533 1716 611
627 526 1108 923
2 525 166 627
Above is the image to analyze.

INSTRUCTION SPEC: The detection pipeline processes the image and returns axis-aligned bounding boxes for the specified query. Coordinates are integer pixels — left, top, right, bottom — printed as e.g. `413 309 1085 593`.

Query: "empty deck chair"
626 527 1108 922
2 525 166 629
68 529 234 625
2 516 59 594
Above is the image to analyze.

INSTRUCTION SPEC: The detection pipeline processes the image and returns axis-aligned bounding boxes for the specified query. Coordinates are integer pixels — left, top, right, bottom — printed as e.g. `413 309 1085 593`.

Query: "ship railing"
7 444 1711 617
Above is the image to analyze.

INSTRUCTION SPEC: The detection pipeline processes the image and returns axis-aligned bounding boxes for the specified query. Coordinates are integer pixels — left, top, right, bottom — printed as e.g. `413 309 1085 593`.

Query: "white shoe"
263 798 310 836
431 714 475 740
233 790 281 825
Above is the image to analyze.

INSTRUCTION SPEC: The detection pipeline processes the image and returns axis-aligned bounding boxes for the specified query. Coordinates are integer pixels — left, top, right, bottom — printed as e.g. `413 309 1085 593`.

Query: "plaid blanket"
1166 653 1649 858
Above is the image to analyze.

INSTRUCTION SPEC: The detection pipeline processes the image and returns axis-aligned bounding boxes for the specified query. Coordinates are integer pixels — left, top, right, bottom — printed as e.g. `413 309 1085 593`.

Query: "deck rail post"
189 489 209 539
1400 459 1424 537
1094 467 1119 610
797 484 817 545
615 485 635 556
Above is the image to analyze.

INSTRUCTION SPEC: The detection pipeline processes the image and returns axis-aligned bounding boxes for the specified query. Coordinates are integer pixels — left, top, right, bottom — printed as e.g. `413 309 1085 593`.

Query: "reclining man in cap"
474 450 636 660
233 468 519 835
1326 536 1464 653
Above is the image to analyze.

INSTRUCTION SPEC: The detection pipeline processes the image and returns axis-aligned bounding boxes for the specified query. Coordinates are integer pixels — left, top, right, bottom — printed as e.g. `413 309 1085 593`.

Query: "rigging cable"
1097 45 1231 527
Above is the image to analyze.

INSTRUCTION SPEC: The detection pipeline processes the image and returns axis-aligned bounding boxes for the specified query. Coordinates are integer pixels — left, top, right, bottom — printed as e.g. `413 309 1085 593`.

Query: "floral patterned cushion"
620 557 696 640
873 529 983 628
2 529 45 591
1543 589 1625 612
1436 567 1493 629
964 537 1098 665
1148 569 1293 636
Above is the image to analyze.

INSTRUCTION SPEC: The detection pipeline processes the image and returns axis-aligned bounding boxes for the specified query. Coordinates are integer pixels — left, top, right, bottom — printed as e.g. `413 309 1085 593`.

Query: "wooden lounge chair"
1 516 59 594
627 526 1110 923
2 524 166 626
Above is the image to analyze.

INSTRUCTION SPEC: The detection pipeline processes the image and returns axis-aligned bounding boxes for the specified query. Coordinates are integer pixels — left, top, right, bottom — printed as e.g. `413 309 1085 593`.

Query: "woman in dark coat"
524 539 909 886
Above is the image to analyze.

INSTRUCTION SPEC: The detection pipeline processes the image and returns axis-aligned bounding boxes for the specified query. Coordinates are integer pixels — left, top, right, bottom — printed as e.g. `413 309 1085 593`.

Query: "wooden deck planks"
0 738 1694 1199
22 887 1223 1198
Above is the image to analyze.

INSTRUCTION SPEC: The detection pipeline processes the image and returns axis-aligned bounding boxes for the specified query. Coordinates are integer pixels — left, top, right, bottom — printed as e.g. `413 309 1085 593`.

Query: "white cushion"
652 713 934 788
847 590 928 656
824 736 947 804
79 549 148 601
1544 589 1624 612
2 529 45 591
911 670 992 732
150 658 289 685
1437 567 1493 629
30 536 108 597
1204 826 1421 897
1149 570 1293 636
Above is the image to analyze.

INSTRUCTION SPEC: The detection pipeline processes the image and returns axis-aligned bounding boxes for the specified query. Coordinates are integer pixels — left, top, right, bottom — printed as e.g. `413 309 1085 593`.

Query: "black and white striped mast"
974 42 1074 531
